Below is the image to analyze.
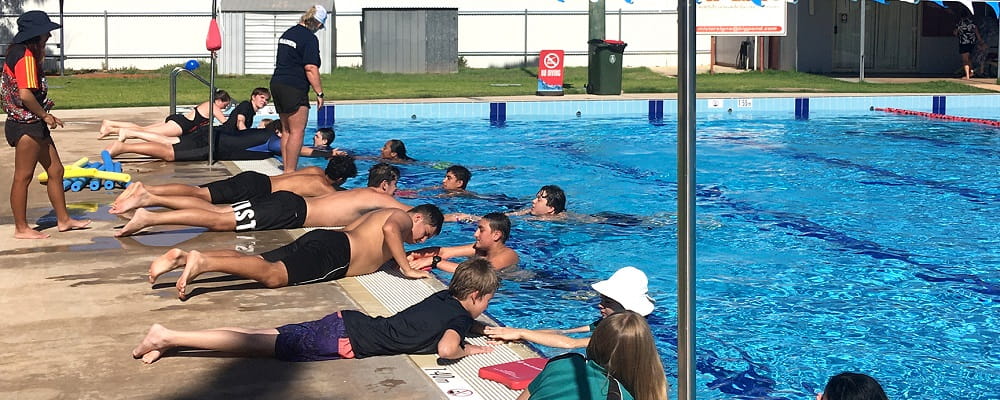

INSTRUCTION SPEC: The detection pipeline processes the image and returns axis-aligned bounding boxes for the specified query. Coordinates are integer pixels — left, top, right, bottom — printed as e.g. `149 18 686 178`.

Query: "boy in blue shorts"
132 258 499 363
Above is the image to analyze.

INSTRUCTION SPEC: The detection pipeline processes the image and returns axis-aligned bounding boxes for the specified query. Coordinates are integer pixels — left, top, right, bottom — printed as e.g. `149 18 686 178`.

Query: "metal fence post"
523 9 528 66
103 10 109 70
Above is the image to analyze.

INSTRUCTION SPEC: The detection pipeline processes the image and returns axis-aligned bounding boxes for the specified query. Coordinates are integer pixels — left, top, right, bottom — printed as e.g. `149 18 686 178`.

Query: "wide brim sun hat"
13 10 61 43
591 266 655 317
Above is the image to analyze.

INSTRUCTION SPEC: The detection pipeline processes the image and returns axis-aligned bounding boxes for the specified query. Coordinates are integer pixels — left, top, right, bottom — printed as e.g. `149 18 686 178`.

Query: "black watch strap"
431 256 442 267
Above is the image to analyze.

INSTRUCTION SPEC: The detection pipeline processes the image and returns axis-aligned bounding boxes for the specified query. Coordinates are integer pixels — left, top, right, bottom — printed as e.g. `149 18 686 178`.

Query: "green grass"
43 67 992 110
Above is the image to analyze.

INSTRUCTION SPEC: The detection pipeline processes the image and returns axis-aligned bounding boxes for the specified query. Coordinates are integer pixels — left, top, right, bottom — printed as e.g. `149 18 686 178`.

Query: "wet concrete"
0 107 443 399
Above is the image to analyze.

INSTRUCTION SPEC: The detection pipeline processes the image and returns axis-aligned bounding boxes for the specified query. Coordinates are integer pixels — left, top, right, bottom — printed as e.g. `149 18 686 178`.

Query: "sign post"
537 50 565 96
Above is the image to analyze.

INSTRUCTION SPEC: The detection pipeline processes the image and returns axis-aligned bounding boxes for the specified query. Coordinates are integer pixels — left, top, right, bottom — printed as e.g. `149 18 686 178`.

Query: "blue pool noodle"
70 180 84 192
88 179 101 191
101 150 114 171
63 179 72 191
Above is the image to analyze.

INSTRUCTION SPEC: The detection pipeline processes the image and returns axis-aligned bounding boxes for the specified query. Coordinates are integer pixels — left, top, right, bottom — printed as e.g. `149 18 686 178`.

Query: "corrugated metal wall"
362 8 457 73
219 12 245 74
220 12 334 75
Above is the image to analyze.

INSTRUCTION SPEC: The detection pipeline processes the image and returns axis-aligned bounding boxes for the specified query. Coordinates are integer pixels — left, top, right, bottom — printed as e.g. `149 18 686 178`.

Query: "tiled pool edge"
319 94 1000 121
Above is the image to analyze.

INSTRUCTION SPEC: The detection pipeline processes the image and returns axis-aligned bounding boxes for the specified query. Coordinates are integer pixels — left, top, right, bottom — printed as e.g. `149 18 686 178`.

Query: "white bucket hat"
591 266 654 316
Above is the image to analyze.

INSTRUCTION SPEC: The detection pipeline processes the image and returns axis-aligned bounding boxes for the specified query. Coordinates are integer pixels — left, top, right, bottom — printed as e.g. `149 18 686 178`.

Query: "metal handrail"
169 67 210 116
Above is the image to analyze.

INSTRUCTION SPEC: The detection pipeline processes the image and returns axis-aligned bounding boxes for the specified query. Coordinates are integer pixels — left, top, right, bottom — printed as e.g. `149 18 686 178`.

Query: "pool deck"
1 87 998 399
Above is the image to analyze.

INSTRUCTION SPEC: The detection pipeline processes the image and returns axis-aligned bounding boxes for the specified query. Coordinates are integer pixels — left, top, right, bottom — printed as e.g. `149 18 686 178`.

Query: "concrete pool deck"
0 107 464 399
2 88 997 399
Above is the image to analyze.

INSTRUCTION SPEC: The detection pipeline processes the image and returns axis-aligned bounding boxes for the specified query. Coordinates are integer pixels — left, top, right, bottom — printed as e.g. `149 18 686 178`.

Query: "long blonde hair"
587 311 668 400
299 6 324 31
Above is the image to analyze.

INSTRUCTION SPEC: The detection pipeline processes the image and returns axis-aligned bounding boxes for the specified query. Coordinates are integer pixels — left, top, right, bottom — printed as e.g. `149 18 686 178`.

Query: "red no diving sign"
537 49 564 96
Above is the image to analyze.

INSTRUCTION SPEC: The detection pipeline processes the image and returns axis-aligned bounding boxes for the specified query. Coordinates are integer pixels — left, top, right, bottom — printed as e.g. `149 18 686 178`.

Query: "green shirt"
527 354 634 400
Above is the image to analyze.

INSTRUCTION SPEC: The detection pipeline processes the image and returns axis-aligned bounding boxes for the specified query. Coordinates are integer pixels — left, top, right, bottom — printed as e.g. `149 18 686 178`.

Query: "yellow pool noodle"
38 166 131 184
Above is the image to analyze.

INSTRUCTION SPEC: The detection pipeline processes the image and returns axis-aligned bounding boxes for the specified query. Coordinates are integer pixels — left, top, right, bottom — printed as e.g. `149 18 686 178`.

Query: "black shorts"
270 82 310 114
5 119 50 147
201 171 272 204
171 130 212 161
230 190 307 232
959 43 975 55
262 229 352 285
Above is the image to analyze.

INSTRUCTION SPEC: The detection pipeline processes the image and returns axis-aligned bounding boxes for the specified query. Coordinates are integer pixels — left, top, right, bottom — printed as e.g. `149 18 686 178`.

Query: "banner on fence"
697 0 787 36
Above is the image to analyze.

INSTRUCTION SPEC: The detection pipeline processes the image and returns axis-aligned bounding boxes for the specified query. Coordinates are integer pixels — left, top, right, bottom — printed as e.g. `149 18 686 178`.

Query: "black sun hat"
13 10 61 44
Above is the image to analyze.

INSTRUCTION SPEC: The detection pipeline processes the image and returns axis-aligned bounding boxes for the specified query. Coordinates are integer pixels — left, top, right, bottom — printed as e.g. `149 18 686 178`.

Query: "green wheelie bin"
587 39 628 95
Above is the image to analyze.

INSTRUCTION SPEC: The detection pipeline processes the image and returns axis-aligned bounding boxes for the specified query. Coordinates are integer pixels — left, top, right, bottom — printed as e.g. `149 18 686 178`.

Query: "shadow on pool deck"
0 107 443 399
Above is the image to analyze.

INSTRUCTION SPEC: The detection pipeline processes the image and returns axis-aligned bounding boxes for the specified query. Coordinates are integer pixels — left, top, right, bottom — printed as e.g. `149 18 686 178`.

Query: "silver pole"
859 0 865 82
103 10 108 71
619 8 622 40
524 9 528 66
676 0 697 399
208 0 218 166
58 6 64 76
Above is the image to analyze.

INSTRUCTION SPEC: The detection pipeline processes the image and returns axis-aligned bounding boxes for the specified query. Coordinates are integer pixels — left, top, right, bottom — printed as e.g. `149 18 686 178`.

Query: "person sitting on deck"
132 258 498 362
520 311 668 400
99 89 231 140
108 154 357 214
222 87 270 131
406 212 519 272
146 204 445 299
484 266 654 348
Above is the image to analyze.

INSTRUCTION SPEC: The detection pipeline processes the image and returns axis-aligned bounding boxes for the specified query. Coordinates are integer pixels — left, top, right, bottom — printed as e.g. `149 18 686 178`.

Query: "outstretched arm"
383 213 430 279
483 326 590 349
437 329 492 360
408 244 476 272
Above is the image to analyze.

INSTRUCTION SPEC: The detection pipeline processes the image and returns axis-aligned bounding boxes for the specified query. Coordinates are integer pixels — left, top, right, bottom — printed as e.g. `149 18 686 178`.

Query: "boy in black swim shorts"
146 205 444 299
132 258 499 363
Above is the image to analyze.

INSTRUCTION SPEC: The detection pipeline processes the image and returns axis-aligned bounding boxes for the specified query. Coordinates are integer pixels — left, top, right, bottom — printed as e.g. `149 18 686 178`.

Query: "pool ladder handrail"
168 67 210 116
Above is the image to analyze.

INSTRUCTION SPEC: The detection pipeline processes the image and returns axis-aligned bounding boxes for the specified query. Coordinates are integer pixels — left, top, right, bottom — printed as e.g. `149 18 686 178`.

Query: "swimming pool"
294 100 999 399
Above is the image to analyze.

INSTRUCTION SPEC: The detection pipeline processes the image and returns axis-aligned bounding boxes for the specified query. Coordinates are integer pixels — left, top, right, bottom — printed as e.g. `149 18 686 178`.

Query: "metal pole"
676 0 697 399
58 1 64 76
208 0 218 166
524 9 528 67
103 10 109 71
859 0 865 82
619 8 622 40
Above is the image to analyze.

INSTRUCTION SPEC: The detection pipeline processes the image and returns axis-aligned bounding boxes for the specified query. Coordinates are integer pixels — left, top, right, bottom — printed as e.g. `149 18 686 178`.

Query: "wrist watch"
431 256 442 268
316 92 324 98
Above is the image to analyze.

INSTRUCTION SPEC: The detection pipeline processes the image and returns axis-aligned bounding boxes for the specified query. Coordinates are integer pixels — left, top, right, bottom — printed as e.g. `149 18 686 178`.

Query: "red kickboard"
478 357 548 390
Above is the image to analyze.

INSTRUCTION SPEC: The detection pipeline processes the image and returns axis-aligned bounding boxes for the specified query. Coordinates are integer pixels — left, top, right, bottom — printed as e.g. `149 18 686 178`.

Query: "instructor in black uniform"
270 4 327 173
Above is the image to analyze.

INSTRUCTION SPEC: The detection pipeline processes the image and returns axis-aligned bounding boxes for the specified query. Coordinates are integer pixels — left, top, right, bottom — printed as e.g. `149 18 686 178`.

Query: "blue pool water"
299 109 999 399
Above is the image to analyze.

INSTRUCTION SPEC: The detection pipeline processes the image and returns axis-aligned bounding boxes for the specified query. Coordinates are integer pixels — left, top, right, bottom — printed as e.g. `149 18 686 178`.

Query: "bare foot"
132 323 169 364
176 250 206 300
117 130 128 142
104 141 123 157
110 182 148 214
111 182 142 210
149 248 188 284
99 120 117 139
116 209 136 221
116 208 152 237
14 227 50 239
57 218 92 232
